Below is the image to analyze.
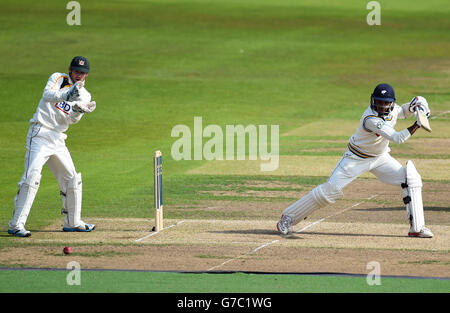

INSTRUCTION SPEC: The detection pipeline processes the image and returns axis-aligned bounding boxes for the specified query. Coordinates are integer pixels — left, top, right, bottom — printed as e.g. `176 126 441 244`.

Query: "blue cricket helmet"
370 83 396 116
372 83 396 102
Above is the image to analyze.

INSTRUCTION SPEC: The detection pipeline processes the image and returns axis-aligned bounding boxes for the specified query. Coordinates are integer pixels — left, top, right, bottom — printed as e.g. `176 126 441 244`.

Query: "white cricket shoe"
408 226 433 238
277 215 293 235
63 221 96 232
8 228 31 237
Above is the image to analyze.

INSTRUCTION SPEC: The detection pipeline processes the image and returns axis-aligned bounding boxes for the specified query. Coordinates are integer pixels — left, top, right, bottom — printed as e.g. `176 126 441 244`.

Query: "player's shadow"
209 229 307 240
210 229 405 238
355 206 449 212
209 229 279 236
0 229 64 237
299 231 405 238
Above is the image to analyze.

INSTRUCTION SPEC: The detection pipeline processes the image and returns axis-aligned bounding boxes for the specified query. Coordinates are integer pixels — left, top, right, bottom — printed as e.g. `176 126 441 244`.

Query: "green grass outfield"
1 0 449 229
0 269 449 293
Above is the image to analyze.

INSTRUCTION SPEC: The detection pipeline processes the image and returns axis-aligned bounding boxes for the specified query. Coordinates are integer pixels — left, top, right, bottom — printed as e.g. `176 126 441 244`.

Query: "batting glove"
409 96 430 117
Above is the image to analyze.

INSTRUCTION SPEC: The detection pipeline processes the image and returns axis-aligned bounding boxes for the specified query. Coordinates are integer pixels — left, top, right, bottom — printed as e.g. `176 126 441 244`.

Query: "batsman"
8 56 97 237
277 83 433 238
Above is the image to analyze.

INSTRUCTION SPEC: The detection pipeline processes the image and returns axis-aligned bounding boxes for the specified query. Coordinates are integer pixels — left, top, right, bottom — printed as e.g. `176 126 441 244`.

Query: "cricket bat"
415 109 432 132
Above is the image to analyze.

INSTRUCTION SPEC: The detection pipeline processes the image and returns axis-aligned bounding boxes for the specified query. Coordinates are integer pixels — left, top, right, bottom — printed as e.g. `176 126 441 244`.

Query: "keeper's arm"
42 73 67 102
42 73 81 102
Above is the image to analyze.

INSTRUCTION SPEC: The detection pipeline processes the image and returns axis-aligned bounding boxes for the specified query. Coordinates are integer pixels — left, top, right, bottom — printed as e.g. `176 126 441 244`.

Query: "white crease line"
207 239 279 272
134 221 185 242
430 110 450 119
207 194 378 271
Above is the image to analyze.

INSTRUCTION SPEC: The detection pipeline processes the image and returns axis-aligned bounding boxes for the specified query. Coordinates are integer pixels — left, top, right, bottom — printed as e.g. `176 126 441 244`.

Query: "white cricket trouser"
21 123 76 191
327 149 406 190
282 149 412 227
327 150 429 231
9 123 77 230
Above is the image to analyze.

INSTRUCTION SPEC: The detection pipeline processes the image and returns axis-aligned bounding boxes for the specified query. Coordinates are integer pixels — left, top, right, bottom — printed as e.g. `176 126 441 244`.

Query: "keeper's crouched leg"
8 171 42 237
277 182 343 235
61 173 95 232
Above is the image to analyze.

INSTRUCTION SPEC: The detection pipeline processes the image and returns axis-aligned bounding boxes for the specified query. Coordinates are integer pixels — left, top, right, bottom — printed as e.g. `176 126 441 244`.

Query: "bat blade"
415 109 432 132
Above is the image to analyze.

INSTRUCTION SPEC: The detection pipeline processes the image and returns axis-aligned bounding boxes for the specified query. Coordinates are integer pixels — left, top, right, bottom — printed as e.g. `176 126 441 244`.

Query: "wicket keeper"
8 56 97 237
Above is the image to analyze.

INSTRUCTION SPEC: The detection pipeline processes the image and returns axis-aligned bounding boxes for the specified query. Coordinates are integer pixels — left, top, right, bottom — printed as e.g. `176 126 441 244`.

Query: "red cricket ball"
63 246 72 255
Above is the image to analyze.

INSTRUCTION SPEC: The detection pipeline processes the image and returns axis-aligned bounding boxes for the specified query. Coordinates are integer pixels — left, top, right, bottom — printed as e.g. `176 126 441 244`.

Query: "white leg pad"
282 182 343 225
64 173 83 228
405 160 425 233
401 186 410 219
9 171 41 230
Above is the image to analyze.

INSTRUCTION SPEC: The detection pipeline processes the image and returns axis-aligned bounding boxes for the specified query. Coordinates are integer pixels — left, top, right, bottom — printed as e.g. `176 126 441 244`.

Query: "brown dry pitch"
1 179 449 278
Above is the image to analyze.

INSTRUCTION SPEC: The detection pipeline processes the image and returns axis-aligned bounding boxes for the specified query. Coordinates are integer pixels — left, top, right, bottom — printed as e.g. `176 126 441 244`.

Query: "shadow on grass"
355 206 449 212
209 229 405 238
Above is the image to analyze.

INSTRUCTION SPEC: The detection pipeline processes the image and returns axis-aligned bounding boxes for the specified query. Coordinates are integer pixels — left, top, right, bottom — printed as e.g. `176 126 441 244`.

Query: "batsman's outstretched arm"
364 117 413 144
397 102 415 119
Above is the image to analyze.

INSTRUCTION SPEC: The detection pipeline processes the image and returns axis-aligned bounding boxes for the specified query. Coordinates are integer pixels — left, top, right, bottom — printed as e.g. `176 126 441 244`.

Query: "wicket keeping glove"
73 101 96 113
62 81 83 102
